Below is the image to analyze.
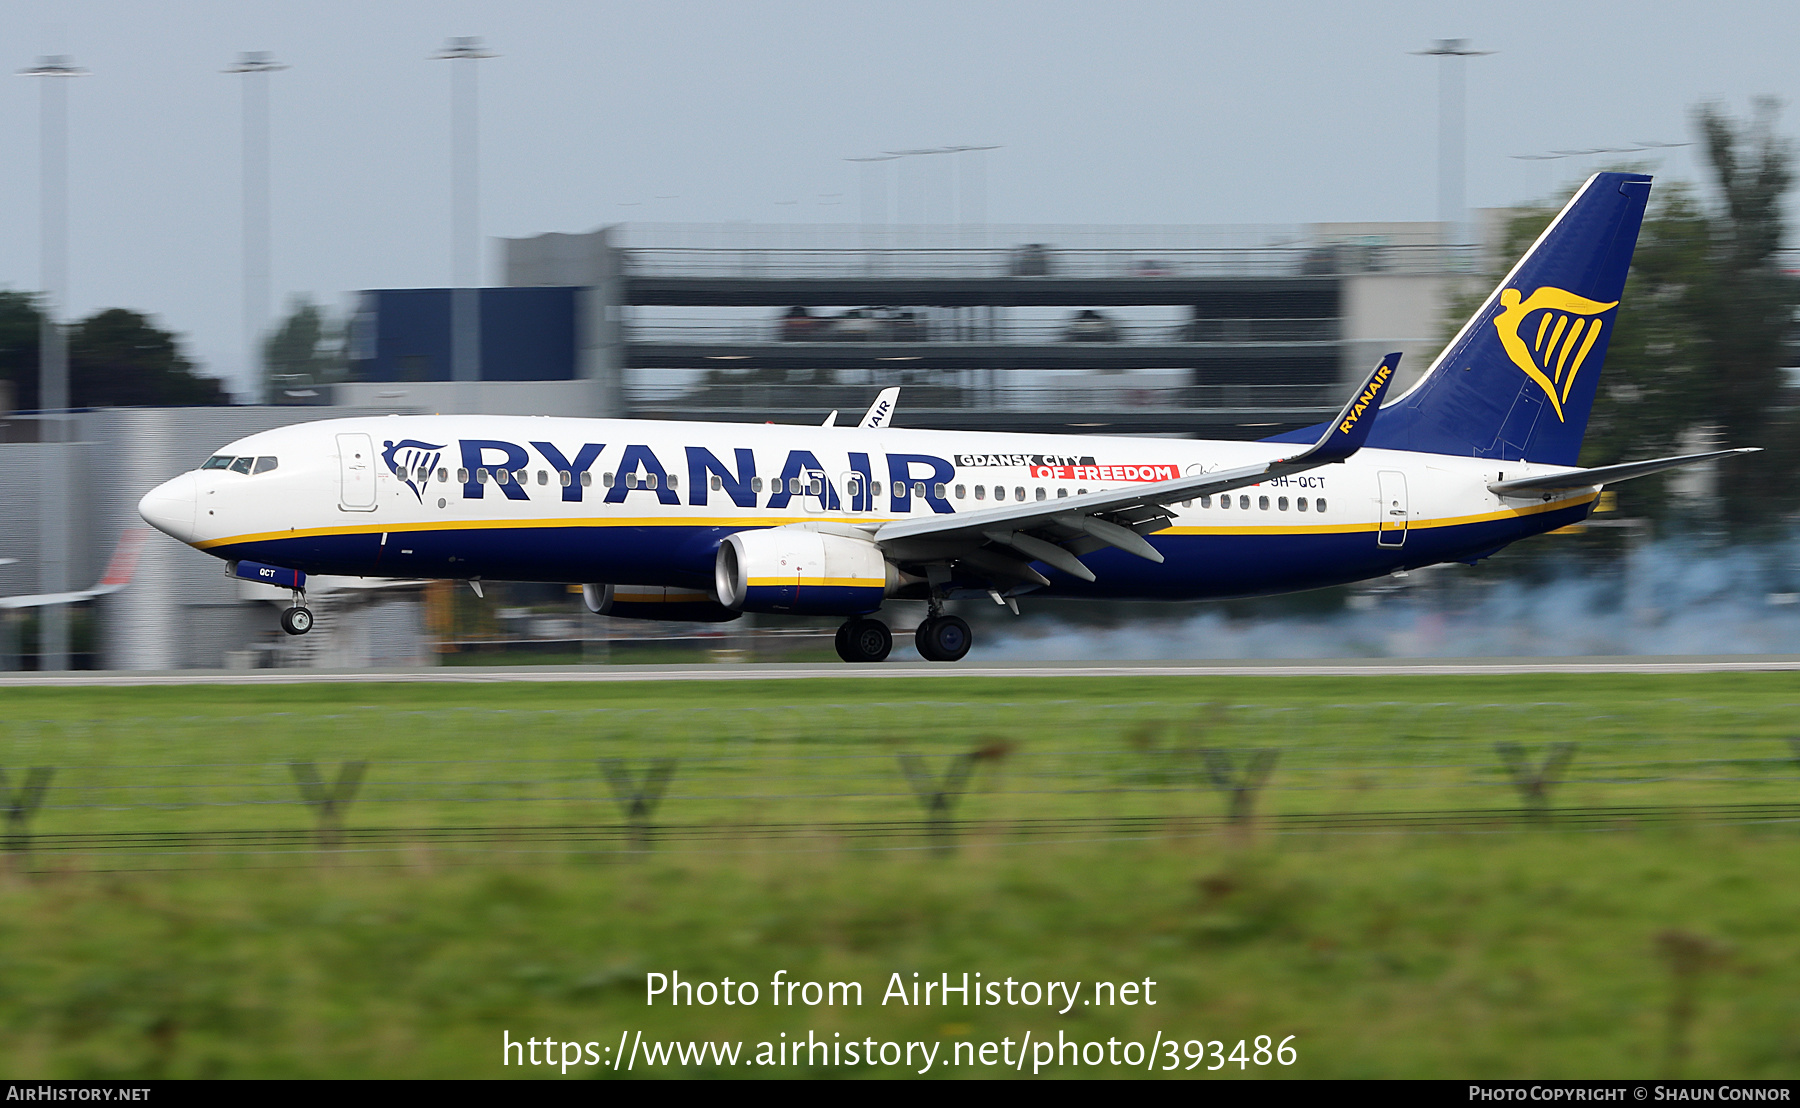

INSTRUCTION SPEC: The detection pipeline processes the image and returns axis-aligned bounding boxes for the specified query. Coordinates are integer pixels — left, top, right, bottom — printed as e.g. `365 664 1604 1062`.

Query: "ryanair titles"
1337 363 1393 435
383 439 1177 515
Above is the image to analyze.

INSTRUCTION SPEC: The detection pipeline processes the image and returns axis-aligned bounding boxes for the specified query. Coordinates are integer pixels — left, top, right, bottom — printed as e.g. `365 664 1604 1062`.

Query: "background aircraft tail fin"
1268 171 1651 465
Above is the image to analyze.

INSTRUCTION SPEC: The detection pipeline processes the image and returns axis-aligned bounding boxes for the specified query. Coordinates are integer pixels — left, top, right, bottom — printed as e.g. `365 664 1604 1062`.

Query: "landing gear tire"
835 617 892 663
915 615 972 662
280 606 314 636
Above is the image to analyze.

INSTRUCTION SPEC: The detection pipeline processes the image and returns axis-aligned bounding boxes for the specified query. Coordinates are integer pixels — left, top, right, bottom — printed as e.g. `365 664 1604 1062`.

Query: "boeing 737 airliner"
138 173 1753 662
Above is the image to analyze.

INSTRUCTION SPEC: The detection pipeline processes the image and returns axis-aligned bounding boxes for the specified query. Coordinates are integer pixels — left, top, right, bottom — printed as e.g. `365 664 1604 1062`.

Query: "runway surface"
5 656 1800 686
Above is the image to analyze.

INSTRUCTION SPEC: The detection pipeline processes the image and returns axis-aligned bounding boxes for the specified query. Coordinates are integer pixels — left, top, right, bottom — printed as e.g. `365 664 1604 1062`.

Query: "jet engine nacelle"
581 583 741 623
715 527 898 616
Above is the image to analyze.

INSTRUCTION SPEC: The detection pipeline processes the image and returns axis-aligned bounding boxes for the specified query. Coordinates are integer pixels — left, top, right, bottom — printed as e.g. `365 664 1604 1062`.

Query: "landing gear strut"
835 617 892 663
280 589 313 636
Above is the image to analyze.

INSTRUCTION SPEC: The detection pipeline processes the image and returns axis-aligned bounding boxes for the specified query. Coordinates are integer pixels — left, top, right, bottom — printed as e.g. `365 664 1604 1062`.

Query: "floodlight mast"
224 52 287 404
435 37 496 393
19 54 85 672
1413 39 1492 252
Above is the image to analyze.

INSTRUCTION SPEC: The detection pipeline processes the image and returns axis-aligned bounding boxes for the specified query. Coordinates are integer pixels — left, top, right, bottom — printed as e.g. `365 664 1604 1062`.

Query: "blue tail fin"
1271 172 1652 465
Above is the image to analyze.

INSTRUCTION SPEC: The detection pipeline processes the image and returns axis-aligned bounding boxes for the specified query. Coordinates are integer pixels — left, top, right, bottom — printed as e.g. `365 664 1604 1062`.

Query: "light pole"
225 52 286 403
1413 39 1491 250
435 36 495 396
20 54 85 672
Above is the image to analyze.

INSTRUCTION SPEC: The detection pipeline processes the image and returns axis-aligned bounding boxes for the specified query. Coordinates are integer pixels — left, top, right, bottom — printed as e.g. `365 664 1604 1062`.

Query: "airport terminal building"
0 218 1489 670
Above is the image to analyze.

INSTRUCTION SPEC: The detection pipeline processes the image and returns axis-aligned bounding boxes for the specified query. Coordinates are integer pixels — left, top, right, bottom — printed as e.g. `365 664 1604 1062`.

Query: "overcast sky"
1 0 1796 399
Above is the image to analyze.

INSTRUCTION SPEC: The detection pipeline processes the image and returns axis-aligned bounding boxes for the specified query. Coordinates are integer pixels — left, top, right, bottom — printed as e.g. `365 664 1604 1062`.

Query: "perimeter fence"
3 697 1799 871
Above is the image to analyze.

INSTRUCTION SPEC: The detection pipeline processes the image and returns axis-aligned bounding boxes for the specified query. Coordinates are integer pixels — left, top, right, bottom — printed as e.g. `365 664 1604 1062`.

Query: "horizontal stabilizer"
1488 448 1760 495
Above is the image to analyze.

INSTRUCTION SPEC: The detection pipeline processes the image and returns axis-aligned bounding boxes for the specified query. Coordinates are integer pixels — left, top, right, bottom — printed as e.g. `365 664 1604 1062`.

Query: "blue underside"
209 500 1590 605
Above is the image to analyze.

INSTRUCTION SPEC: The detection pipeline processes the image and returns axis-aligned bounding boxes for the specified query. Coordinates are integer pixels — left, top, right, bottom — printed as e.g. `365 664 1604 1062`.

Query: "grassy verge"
0 673 1797 1078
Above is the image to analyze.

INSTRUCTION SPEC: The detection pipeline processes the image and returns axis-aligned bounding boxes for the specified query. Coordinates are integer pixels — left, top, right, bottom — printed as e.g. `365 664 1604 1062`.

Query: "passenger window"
1258 496 1269 511
625 472 638 489
810 478 823 496
497 469 511 485
1015 486 1026 501
1278 496 1288 511
603 472 615 488
1077 488 1087 495
1036 488 1046 501
1059 488 1069 498
955 484 966 499
788 477 800 494
1317 498 1327 513
581 471 593 487
1200 495 1211 508
892 481 904 497
975 485 985 500
1239 495 1250 510
1220 494 1231 509
228 456 254 475
646 474 659 490
201 455 234 470
457 468 469 484
1297 497 1308 512
559 471 572 487
933 482 945 498
993 486 1005 501
911 481 924 499
710 475 722 491
438 467 448 483
751 476 763 493
668 474 678 490
476 468 489 483
252 456 279 475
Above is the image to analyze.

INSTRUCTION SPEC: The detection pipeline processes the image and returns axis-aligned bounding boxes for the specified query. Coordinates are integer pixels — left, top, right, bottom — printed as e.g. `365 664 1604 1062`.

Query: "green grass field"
2 674 1799 1078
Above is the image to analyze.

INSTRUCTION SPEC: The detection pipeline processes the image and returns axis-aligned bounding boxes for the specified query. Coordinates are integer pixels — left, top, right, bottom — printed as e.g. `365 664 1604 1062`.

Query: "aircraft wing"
1487 448 1760 495
0 528 148 610
867 354 1400 585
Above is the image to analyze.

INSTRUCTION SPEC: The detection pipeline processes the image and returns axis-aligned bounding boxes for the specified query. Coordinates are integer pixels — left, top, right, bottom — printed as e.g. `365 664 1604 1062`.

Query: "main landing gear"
832 610 975 664
914 615 972 662
834 617 892 663
279 589 313 636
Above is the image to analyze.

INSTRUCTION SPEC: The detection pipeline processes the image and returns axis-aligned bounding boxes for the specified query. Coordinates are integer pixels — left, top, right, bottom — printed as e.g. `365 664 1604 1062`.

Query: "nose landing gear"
280 589 313 636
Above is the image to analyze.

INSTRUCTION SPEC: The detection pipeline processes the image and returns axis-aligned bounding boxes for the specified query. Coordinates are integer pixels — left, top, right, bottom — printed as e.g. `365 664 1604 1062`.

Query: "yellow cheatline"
194 513 899 550
196 492 1597 552
745 577 884 588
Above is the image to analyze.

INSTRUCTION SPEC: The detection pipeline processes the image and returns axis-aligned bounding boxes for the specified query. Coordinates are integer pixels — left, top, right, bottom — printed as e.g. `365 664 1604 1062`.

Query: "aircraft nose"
137 473 198 544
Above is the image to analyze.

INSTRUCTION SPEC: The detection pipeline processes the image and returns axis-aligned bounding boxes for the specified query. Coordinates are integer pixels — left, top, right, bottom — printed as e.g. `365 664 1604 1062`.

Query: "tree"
0 291 44 411
262 297 346 402
0 295 227 410
69 309 228 407
1457 100 1800 533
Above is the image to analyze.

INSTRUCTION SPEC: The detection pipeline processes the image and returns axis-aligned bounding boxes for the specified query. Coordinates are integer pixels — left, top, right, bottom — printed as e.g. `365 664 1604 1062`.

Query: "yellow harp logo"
1492 286 1618 421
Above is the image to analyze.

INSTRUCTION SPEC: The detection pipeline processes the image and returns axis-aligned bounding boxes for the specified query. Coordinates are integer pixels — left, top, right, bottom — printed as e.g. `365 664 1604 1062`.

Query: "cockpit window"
201 455 233 470
228 456 254 475
252 456 279 475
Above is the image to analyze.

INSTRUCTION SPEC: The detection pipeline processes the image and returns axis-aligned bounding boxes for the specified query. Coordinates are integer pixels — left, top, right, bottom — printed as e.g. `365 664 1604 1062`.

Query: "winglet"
1290 353 1401 465
859 387 900 429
